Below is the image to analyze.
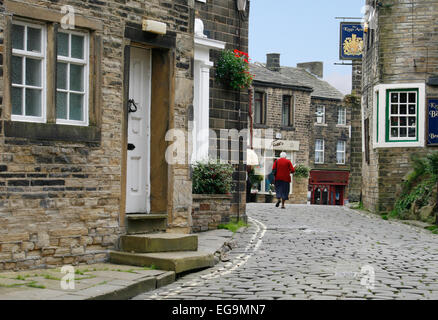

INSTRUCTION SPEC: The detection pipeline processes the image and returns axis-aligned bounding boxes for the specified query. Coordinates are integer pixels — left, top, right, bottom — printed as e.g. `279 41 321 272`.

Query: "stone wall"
0 0 197 270
309 98 351 171
196 0 249 221
252 84 311 204
347 95 363 203
361 0 438 213
192 194 232 232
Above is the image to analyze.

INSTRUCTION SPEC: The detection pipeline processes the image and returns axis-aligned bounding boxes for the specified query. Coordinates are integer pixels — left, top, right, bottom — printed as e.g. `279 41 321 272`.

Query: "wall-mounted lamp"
142 19 167 35
237 0 247 12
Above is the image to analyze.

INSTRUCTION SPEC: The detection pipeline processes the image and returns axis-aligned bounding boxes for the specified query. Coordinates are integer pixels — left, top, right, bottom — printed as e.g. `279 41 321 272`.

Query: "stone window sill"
314 123 328 127
3 121 101 144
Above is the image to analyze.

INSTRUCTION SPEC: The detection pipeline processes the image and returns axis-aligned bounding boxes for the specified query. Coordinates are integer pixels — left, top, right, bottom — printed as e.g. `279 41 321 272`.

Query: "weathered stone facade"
249 60 312 204
197 0 249 221
192 194 232 232
347 95 362 203
361 0 438 213
0 0 249 271
309 98 351 171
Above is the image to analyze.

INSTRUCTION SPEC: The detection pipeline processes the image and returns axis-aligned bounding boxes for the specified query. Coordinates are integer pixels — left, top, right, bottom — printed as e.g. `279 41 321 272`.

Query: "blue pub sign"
339 22 364 60
428 99 438 146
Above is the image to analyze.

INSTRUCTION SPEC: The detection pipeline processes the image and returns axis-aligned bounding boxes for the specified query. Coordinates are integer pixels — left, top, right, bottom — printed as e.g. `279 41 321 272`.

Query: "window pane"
70 93 84 121
409 93 416 103
71 35 84 59
391 128 398 138
57 32 69 57
25 88 42 117
25 58 42 86
391 104 398 114
409 104 416 115
391 93 398 103
408 117 416 126
399 117 407 126
391 117 398 126
400 93 407 103
399 104 407 114
12 87 23 115
400 128 407 137
56 92 68 119
337 153 344 164
70 64 84 92
408 128 416 138
12 56 23 84
27 27 41 53
57 62 68 90
12 24 25 50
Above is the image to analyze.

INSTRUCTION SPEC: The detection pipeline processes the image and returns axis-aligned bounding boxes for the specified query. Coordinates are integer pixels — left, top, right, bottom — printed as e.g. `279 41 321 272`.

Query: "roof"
280 67 344 100
249 63 313 92
250 62 344 101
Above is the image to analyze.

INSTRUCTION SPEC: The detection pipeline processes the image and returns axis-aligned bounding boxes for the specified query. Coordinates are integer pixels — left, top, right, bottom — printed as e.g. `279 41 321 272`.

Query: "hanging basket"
216 49 253 90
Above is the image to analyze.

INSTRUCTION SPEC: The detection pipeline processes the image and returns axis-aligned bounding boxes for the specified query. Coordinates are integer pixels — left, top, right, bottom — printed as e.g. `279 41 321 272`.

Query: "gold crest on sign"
343 34 364 56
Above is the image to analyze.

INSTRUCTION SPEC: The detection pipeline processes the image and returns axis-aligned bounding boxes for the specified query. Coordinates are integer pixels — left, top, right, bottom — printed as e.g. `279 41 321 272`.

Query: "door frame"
120 32 176 227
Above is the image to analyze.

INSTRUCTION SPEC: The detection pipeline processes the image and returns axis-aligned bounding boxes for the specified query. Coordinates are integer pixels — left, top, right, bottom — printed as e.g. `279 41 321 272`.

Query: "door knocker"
128 99 138 113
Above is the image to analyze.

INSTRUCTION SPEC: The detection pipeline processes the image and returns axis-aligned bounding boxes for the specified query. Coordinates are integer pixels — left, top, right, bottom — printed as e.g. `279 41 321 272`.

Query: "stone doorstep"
0 265 176 300
109 250 215 274
120 233 198 253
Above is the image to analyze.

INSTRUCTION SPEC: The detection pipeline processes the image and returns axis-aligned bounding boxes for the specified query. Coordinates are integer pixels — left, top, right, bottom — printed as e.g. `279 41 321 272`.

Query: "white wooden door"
126 47 151 214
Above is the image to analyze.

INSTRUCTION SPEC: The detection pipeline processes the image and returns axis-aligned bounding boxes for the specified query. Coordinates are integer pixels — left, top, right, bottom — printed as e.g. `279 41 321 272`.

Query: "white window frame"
56 29 90 126
316 105 326 124
315 139 324 164
373 83 425 148
338 107 347 125
336 140 346 164
11 20 47 123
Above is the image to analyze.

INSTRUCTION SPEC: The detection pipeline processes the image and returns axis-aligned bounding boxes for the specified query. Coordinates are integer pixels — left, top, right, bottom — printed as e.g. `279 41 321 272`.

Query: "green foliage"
218 220 248 233
294 165 310 179
248 167 263 188
391 152 438 219
192 161 234 195
216 50 253 90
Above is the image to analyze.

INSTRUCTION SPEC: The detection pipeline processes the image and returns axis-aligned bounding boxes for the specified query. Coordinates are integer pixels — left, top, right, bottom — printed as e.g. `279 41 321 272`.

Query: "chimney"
266 53 281 72
297 61 323 78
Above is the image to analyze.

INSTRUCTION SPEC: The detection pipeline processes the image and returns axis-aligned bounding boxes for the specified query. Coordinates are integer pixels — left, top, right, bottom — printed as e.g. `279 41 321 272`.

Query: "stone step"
109 250 215 274
126 213 167 235
120 233 198 253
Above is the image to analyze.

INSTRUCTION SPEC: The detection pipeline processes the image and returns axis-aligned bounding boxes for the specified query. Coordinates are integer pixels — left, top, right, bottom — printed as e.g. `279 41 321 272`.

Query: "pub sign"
339 22 364 60
428 98 438 146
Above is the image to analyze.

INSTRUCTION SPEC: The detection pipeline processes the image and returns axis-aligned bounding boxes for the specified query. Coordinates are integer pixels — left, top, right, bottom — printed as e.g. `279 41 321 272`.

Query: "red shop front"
309 170 350 206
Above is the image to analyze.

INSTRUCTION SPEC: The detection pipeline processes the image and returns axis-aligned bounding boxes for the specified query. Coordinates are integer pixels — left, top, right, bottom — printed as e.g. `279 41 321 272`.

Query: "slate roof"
250 62 344 101
249 63 312 92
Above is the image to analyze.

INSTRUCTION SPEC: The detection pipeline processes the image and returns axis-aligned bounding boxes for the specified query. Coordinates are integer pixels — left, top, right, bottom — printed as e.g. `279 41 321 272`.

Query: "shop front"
309 170 350 206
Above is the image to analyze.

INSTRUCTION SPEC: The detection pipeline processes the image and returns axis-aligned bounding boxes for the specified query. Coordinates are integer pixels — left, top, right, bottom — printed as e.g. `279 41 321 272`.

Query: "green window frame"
385 88 419 143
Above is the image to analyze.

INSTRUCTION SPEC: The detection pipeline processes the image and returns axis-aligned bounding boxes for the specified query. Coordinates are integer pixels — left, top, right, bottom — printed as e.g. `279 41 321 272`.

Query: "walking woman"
273 152 295 209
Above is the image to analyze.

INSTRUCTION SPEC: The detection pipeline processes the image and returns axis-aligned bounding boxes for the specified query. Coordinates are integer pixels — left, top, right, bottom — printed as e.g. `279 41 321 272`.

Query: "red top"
273 158 295 183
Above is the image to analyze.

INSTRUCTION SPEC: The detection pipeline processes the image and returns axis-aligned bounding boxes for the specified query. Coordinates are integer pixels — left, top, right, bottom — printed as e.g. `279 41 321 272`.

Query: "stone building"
271 56 349 205
248 54 350 205
361 0 438 213
249 55 313 204
0 0 249 271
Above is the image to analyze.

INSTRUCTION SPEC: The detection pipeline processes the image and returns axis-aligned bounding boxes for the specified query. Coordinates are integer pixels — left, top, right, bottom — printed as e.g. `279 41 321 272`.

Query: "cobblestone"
134 204 438 300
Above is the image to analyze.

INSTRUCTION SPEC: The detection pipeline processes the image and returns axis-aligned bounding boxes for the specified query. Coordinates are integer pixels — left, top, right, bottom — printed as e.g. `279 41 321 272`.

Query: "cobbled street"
134 204 438 300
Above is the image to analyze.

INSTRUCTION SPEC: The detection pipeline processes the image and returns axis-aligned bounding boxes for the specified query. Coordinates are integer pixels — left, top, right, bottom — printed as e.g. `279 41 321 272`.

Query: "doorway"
125 47 151 214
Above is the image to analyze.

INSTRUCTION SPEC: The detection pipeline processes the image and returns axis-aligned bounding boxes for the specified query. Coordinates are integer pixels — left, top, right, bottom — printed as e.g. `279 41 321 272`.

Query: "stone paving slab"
0 228 232 300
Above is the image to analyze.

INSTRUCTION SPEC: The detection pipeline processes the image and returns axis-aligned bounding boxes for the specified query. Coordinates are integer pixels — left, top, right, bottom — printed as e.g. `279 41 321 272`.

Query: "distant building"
249 54 350 205
360 0 438 213
249 55 312 204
